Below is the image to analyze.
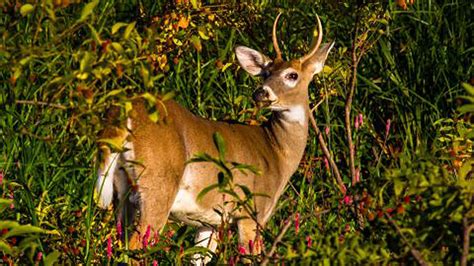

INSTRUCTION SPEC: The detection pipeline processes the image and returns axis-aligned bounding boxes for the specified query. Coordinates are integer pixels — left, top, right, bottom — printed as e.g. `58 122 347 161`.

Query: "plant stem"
386 213 428 265
345 13 360 186
16 100 67 110
309 112 346 194
261 219 292 266
461 217 474 266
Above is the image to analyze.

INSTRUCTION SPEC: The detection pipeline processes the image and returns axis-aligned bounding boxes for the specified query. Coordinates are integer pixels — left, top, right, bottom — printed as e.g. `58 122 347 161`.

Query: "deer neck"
264 104 309 177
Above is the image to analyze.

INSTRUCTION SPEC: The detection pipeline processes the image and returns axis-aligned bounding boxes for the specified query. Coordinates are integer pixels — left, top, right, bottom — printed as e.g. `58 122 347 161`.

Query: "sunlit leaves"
20 4 34 16
78 0 98 22
123 21 136 40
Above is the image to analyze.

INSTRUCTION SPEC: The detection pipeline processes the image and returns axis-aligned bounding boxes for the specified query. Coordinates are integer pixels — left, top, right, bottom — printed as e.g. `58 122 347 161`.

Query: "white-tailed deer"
96 13 333 264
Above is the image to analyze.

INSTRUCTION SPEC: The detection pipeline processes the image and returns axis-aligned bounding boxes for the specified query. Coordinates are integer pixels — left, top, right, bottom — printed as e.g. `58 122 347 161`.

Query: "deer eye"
285 72 298 81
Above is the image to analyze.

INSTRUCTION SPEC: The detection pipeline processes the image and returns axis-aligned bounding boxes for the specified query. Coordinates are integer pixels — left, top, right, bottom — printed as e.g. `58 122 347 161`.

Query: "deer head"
235 14 334 118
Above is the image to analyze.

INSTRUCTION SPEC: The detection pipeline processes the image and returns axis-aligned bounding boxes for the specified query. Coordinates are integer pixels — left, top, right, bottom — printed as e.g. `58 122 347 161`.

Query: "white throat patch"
282 105 306 125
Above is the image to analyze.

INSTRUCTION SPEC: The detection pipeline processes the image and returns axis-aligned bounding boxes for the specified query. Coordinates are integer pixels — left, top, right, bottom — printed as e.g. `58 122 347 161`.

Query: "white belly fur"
170 167 222 226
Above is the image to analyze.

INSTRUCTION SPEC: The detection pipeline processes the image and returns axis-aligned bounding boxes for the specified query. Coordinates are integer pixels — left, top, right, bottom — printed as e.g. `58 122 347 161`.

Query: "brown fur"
97 38 334 257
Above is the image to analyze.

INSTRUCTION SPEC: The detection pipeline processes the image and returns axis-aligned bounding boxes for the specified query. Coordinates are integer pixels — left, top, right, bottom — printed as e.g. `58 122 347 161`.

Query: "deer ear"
235 46 272 76
303 41 335 75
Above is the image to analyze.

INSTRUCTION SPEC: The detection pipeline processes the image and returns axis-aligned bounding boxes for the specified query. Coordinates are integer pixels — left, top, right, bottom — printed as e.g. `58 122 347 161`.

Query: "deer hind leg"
237 218 262 255
115 144 139 242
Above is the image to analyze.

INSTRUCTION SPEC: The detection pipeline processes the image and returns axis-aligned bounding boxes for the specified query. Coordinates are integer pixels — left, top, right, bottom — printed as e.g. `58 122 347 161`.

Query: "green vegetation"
1 0 472 264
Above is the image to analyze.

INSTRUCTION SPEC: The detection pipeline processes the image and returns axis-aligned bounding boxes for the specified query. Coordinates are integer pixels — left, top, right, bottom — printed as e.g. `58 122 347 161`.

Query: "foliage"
0 0 473 265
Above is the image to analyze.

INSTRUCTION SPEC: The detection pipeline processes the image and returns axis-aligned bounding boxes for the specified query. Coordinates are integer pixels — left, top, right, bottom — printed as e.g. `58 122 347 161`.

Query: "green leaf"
231 162 261 175
79 0 99 22
20 4 34 16
458 104 474 114
123 22 136 40
183 246 211 256
190 0 199 9
111 42 124 53
141 92 157 105
196 184 220 202
217 172 226 186
187 152 214 164
0 240 12 254
43 250 61 266
0 220 19 230
96 138 124 151
79 51 93 72
190 35 202 52
462 82 474 96
0 199 13 213
111 22 128 35
213 132 226 161
161 91 175 102
198 26 210 40
87 24 102 43
4 224 46 238
237 185 252 198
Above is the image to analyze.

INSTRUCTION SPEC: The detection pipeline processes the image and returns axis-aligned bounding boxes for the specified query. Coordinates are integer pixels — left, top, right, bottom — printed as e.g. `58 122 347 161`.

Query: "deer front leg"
237 218 262 255
192 227 218 265
129 198 169 251
129 168 182 250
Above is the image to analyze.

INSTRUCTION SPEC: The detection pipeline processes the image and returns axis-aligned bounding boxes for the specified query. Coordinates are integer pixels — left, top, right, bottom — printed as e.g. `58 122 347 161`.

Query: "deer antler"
300 14 323 63
273 13 283 61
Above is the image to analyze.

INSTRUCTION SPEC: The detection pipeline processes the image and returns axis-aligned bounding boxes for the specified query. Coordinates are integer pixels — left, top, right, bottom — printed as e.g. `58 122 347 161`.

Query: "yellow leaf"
323 65 333 74
20 4 34 16
198 26 210 40
190 35 202 52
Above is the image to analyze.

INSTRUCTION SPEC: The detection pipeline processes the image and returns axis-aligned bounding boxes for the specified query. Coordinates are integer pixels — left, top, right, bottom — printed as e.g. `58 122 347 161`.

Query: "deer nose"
252 88 270 102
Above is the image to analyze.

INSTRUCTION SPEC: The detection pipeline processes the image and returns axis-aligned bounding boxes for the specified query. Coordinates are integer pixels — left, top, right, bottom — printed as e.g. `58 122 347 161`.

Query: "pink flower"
306 236 312 247
152 260 158 266
295 213 300 234
0 171 3 185
355 168 360 183
229 256 236 266
116 220 122 239
354 116 360 130
142 225 151 249
106 237 112 260
385 119 391 138
238 245 247 255
36 251 43 262
324 126 330 135
343 195 353 205
358 113 364 127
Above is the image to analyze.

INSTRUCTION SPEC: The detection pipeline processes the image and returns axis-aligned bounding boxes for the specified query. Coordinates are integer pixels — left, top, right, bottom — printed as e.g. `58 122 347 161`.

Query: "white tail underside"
96 152 119 208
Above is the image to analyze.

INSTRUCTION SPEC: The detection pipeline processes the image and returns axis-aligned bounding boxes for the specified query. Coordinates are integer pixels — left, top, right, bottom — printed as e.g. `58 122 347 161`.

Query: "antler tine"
272 12 283 61
301 14 323 63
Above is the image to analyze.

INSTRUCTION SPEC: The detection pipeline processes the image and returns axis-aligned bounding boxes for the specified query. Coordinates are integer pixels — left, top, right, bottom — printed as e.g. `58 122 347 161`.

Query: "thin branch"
386 213 428 266
461 217 474 266
261 219 292 266
345 13 360 186
309 112 346 194
16 100 67 110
